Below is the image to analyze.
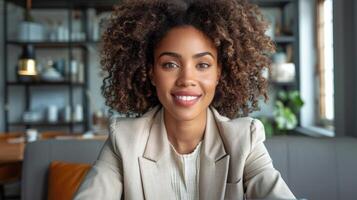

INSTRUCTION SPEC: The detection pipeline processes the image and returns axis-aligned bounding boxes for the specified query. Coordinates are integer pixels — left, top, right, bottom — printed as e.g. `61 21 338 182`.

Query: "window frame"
315 0 334 130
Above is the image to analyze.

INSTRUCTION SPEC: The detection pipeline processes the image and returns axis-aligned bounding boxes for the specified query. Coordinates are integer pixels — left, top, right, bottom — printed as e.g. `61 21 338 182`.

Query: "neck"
164 108 207 154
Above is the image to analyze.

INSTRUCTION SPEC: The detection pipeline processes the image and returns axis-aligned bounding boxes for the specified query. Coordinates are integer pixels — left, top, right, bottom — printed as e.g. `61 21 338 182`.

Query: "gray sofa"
21 136 357 200
265 136 357 200
21 140 104 200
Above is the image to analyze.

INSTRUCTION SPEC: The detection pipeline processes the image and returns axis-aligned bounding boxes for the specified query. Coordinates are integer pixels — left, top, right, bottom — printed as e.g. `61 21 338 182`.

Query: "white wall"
299 0 316 128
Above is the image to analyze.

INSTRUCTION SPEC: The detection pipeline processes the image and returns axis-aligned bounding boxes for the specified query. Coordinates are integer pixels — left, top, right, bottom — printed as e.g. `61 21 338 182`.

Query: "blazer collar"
139 106 174 199
202 106 228 161
142 105 228 162
139 105 230 200
199 106 230 200
142 106 171 162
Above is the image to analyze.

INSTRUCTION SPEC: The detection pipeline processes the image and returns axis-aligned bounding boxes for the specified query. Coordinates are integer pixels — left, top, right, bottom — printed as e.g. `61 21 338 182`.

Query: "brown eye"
197 63 211 69
162 62 179 69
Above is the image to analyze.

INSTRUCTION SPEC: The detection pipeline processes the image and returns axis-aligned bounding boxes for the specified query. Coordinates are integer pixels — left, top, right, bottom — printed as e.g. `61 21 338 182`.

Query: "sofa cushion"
47 161 91 200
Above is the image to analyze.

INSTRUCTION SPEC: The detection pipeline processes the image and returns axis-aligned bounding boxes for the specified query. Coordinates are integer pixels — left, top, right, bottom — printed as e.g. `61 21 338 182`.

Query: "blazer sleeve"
243 119 295 199
73 124 123 199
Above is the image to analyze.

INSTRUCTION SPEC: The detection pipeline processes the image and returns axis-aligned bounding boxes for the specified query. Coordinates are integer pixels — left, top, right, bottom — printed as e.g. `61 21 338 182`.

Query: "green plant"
274 101 297 130
274 90 304 133
260 90 304 137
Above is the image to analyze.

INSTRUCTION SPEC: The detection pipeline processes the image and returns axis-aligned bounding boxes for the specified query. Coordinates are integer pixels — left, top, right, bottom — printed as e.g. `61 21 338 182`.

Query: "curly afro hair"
101 0 275 119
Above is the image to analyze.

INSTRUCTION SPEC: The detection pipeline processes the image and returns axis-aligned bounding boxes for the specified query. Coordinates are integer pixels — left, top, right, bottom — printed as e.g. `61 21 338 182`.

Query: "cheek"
153 72 175 94
206 82 218 93
201 74 219 95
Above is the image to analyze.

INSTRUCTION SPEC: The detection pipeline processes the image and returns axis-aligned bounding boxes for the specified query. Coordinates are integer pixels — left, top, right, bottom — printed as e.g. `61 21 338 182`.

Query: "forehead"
154 26 217 57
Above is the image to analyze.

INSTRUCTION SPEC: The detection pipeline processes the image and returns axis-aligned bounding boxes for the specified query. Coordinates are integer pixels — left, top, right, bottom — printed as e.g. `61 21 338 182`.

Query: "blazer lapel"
138 106 231 200
138 108 175 199
199 108 230 200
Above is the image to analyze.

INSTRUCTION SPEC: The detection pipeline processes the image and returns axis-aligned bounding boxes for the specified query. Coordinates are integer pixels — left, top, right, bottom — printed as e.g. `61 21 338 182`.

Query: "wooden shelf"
9 121 85 126
7 81 85 86
6 40 100 48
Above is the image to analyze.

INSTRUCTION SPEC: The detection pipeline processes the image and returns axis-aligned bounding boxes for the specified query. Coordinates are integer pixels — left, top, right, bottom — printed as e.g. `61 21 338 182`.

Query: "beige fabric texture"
74 106 295 200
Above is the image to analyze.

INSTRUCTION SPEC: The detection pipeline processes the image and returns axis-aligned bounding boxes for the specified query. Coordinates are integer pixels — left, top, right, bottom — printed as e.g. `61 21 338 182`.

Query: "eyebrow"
158 51 215 59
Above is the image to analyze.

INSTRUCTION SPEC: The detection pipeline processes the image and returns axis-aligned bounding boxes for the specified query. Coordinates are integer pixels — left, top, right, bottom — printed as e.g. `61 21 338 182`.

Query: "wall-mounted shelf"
248 0 300 120
6 40 100 48
1 0 110 133
7 81 85 86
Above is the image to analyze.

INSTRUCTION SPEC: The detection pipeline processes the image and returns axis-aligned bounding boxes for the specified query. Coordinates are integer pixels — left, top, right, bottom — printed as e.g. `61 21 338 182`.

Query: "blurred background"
1 0 357 200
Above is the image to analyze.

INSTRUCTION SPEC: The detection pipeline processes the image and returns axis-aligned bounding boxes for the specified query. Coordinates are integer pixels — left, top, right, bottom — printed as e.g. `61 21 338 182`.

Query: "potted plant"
260 90 304 137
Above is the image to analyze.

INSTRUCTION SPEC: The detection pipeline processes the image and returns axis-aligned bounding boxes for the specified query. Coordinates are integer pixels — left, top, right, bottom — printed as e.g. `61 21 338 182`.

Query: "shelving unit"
248 0 303 135
2 0 115 133
253 0 300 89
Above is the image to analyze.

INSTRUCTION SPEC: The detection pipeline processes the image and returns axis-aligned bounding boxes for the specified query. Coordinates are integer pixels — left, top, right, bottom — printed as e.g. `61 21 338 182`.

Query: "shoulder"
221 116 259 136
108 106 161 152
217 116 266 153
227 117 265 138
109 106 161 136
212 111 268 170
210 106 256 130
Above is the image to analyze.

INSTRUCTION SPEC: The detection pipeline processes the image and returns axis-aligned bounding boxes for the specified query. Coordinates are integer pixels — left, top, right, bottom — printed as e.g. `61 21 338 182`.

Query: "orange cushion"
47 161 91 200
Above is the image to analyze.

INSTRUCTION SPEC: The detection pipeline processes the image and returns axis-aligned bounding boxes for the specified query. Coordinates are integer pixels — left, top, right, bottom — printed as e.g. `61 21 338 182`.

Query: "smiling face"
151 26 221 122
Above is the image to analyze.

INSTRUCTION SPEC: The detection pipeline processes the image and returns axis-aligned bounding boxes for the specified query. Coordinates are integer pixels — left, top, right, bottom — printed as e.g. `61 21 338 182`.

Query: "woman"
75 0 295 199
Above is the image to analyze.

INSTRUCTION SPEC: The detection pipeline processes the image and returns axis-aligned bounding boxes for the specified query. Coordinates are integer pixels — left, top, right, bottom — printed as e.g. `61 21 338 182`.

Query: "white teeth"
175 96 199 101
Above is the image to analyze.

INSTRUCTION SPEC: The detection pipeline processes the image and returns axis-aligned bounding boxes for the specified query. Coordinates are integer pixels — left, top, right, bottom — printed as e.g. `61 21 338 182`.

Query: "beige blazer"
74 106 295 200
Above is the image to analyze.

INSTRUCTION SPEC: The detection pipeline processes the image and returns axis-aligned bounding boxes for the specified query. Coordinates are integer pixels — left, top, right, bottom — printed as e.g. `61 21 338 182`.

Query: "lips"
171 91 202 107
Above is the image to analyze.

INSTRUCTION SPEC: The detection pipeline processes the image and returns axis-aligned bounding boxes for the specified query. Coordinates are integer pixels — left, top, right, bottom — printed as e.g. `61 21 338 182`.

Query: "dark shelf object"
269 81 297 88
7 81 85 86
274 36 295 43
6 40 100 48
251 0 293 7
9 121 85 126
9 0 116 9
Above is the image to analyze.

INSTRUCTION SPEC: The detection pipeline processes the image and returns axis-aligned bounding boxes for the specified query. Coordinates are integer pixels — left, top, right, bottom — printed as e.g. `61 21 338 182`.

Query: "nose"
176 65 197 87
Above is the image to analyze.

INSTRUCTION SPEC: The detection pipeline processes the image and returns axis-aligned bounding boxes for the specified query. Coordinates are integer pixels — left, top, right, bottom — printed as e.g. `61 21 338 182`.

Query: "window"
316 0 334 129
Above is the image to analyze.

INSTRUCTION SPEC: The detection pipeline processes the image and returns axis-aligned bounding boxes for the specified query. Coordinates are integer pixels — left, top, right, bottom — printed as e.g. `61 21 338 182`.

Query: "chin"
165 104 206 122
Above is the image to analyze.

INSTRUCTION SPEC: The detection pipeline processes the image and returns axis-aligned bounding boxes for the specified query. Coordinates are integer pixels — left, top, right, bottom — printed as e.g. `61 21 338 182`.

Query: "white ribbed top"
169 142 202 200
